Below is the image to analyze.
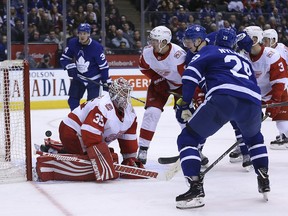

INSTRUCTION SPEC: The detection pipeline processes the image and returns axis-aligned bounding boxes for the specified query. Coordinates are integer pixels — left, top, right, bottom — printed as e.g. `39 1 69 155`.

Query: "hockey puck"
45 130 52 137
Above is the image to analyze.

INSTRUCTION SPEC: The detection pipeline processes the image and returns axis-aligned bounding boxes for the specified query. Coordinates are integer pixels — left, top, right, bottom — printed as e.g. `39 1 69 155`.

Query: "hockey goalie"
36 77 145 182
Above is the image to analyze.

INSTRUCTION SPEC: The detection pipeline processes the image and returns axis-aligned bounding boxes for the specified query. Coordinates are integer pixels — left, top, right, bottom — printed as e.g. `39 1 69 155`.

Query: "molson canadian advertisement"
29 68 175 109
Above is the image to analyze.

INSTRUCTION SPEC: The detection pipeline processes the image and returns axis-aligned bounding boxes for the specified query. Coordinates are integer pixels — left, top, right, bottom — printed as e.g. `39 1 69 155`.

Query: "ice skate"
137 146 148 165
176 177 205 209
270 134 288 150
242 154 253 171
257 168 270 201
229 145 242 163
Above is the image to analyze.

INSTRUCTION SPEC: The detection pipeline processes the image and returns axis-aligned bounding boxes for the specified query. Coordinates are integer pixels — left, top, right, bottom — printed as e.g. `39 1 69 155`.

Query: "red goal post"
0 60 32 183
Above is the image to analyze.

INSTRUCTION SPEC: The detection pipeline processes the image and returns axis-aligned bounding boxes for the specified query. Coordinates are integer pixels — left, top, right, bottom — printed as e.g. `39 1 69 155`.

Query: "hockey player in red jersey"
229 26 288 161
263 28 288 149
36 77 144 182
136 25 186 164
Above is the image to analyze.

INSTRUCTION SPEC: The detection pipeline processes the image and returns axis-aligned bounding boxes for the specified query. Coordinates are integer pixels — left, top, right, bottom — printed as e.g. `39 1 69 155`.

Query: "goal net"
0 60 32 183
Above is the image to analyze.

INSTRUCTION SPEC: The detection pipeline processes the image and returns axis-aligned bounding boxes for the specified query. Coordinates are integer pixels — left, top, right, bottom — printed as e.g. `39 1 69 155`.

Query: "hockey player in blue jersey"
60 23 111 110
175 28 270 209
184 26 253 170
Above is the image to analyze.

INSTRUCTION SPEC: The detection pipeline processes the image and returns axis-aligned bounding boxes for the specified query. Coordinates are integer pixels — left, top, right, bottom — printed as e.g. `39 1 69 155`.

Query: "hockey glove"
66 63 78 78
264 99 281 118
102 80 112 92
176 98 195 124
120 157 145 179
236 31 253 53
152 77 170 96
193 87 205 109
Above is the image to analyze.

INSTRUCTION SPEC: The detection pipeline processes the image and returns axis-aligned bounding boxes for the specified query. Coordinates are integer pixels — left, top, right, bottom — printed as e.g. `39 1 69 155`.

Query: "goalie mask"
109 77 133 110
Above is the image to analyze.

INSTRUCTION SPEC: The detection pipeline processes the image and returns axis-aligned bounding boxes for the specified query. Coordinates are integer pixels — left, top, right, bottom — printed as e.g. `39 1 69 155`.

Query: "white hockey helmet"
109 77 133 110
243 26 263 45
149 26 172 44
263 29 278 47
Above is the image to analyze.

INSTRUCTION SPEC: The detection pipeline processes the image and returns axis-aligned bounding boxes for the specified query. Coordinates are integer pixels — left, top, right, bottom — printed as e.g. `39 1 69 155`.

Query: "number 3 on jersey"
93 113 104 127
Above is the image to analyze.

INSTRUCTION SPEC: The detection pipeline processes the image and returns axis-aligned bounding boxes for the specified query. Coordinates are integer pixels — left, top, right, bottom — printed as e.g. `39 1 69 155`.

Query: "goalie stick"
35 150 179 181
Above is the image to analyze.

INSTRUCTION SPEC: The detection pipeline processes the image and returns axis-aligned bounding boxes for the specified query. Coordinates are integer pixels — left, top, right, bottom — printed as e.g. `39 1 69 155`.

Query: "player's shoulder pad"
263 47 281 62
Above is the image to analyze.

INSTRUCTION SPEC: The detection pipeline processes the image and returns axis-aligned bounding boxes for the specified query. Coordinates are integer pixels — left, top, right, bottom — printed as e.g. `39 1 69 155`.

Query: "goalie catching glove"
176 98 195 124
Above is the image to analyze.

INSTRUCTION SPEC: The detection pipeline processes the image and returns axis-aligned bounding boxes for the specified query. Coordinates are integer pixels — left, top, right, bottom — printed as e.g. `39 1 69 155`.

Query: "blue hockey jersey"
60 38 110 83
182 45 261 105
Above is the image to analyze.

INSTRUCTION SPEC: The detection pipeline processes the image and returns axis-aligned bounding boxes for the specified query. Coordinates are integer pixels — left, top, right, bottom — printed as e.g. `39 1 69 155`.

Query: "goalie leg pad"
59 121 85 154
36 154 95 182
87 142 119 182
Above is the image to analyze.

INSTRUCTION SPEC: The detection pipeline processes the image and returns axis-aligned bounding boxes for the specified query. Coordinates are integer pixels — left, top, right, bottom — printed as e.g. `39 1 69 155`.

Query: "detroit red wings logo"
105 130 126 142
174 50 183 59
266 50 275 58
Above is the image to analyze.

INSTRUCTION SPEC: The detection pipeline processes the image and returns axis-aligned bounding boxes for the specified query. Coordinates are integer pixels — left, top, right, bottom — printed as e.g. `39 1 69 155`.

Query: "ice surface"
1 106 288 216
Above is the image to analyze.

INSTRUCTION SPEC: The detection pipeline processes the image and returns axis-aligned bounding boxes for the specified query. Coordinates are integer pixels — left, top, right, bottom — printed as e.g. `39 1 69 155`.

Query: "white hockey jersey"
62 93 137 148
139 43 186 90
274 43 288 65
246 46 288 101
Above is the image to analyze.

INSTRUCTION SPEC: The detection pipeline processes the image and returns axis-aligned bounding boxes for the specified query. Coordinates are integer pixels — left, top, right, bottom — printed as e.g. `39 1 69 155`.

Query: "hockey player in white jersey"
36 78 145 182
263 28 288 149
137 26 186 164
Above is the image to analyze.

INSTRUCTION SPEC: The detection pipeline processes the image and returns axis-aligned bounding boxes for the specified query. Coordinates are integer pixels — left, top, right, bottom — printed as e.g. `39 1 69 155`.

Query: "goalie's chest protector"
101 102 136 144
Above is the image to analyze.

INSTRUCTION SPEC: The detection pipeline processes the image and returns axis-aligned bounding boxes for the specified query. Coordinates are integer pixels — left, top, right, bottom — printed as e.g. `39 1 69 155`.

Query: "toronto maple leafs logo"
76 56 90 73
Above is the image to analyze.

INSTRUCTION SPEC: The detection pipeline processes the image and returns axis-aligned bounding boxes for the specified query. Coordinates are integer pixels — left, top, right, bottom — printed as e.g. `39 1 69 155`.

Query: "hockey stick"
199 114 269 178
77 74 146 104
169 90 288 109
35 150 178 180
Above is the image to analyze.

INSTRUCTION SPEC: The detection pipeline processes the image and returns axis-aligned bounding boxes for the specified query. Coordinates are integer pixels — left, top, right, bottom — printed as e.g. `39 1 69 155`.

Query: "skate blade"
229 156 243 163
262 192 269 201
176 197 205 209
243 165 253 172
270 144 288 150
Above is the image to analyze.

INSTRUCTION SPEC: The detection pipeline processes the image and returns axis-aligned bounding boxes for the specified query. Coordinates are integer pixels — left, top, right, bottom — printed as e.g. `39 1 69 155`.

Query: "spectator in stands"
175 5 189 23
199 1 216 20
175 21 187 46
48 5 62 26
16 49 37 69
133 30 141 43
29 30 42 42
11 18 24 42
120 15 135 31
216 12 224 29
228 14 240 30
122 22 134 47
86 3 97 23
0 35 7 61
28 7 40 26
111 29 130 48
38 12 54 35
37 53 53 68
73 5 87 28
227 0 244 12
44 30 63 51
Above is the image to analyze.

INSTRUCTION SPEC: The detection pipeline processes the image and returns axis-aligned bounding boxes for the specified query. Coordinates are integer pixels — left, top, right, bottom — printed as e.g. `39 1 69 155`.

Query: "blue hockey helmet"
215 28 236 48
78 23 91 33
184 25 207 41
236 31 253 53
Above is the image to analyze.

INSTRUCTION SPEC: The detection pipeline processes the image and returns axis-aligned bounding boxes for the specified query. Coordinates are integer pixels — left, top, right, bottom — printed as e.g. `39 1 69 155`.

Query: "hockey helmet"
78 23 91 34
109 77 133 110
215 28 236 48
243 26 263 45
183 25 207 41
149 26 172 44
263 29 278 47
236 31 253 53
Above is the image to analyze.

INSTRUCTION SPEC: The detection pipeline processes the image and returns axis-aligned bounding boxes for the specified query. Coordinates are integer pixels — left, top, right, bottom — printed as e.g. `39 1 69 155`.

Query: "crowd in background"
0 0 288 67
